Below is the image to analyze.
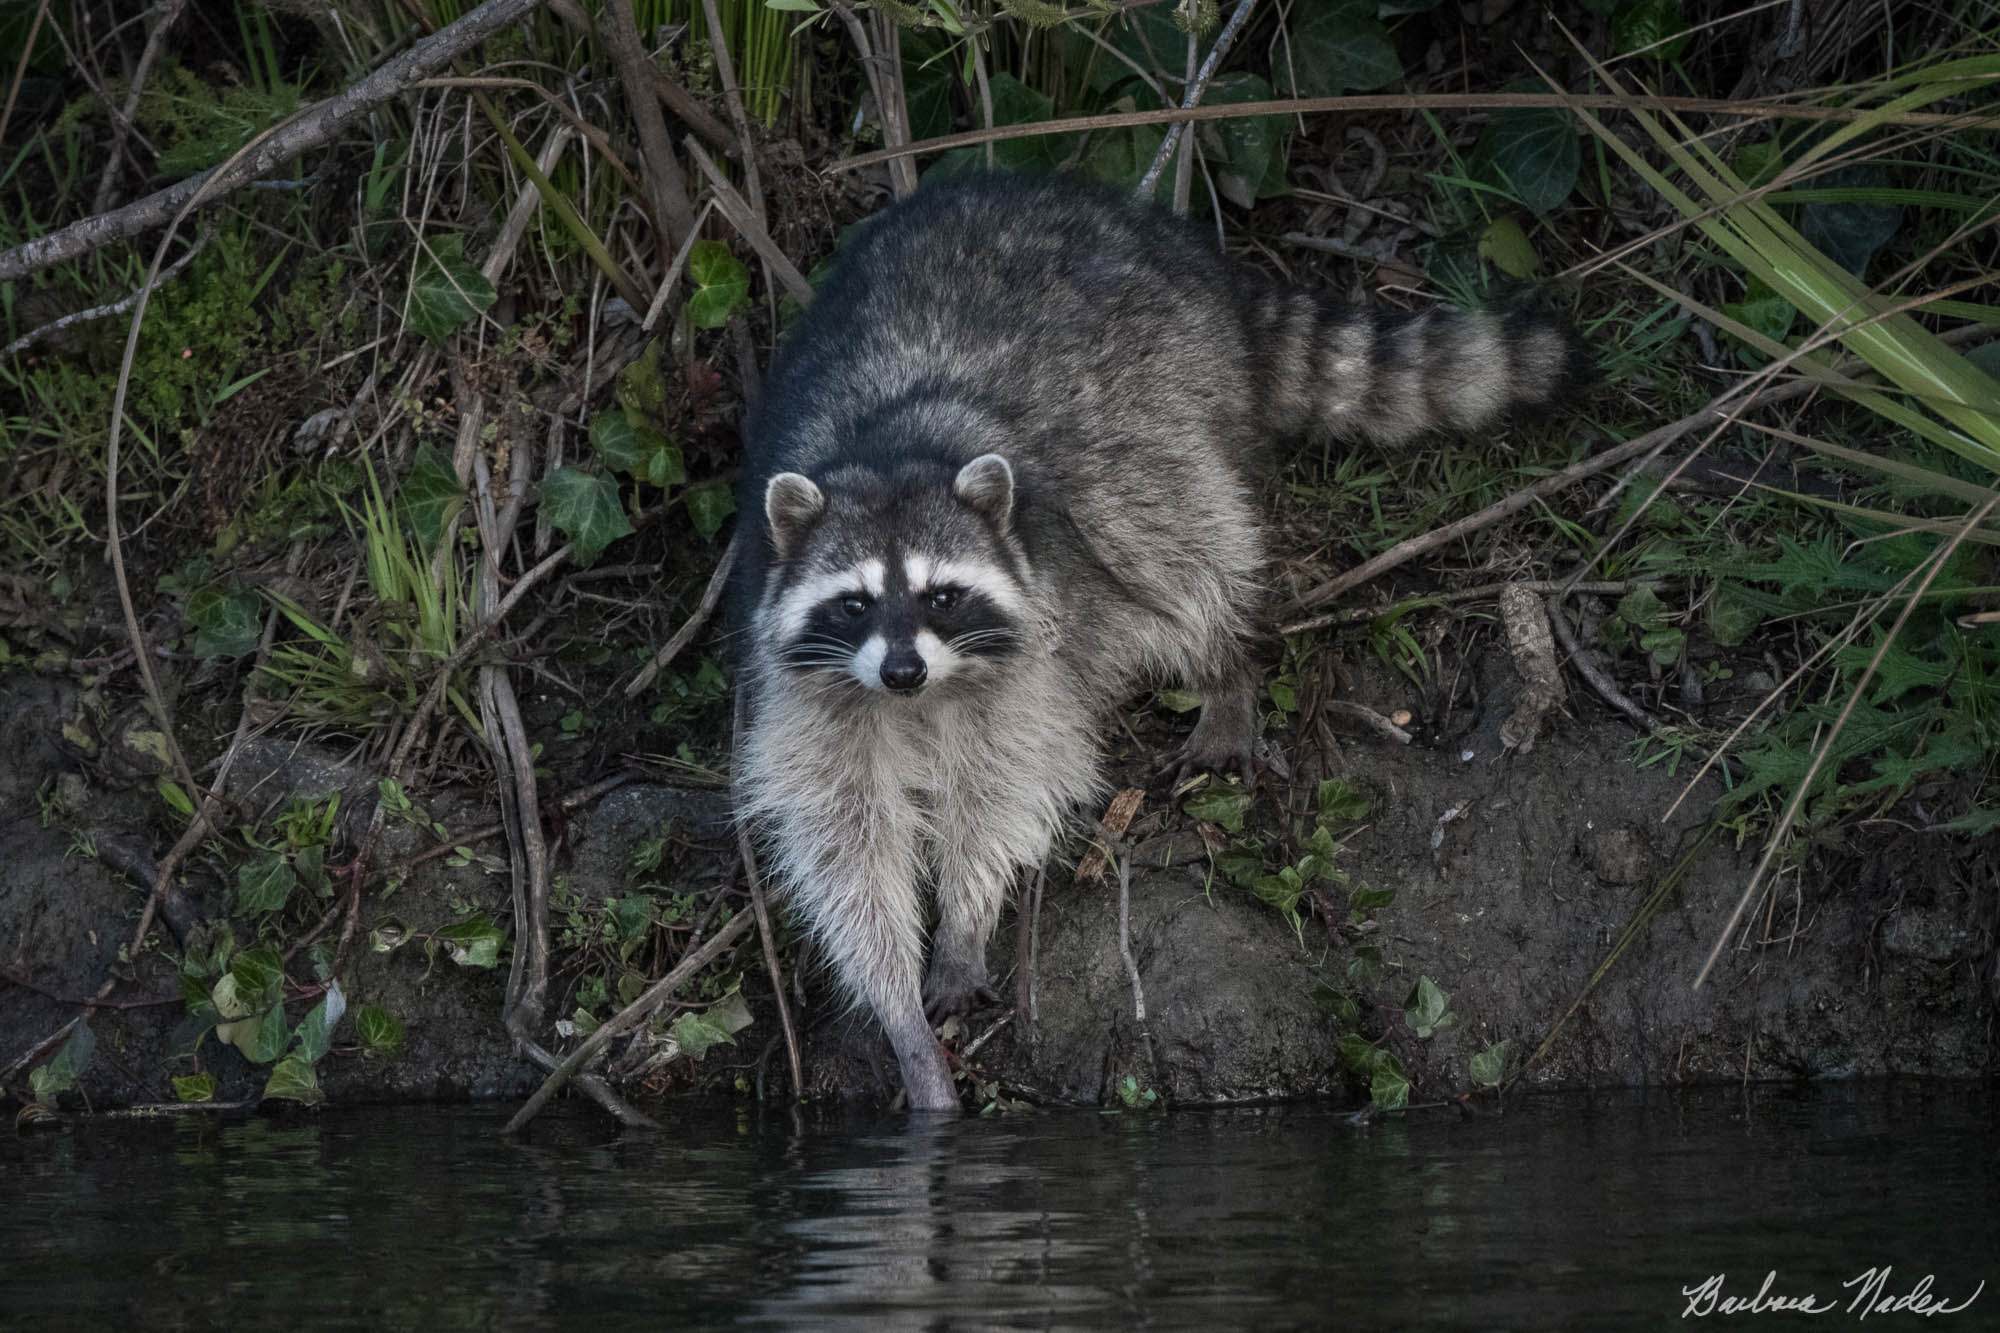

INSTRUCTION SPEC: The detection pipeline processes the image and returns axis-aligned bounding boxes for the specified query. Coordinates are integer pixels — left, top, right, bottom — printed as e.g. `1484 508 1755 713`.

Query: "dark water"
3 1085 1995 1330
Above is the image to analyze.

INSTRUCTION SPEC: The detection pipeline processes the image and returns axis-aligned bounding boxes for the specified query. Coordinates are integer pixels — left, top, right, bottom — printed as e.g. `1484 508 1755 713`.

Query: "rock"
1883 908 1975 962
1586 825 1653 886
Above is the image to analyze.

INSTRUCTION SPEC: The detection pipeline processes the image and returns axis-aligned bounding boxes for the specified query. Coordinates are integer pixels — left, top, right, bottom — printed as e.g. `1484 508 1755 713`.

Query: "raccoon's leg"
1168 652 1291 788
788 843 960 1113
924 855 1009 1021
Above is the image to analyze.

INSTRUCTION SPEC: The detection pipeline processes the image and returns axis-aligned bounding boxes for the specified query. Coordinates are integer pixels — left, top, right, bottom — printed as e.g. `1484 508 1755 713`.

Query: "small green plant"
1114 1074 1159 1110
1207 778 1385 941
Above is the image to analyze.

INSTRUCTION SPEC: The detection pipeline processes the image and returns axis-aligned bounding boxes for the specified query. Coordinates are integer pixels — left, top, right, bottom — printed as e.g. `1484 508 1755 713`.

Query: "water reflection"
2 1085 1992 1330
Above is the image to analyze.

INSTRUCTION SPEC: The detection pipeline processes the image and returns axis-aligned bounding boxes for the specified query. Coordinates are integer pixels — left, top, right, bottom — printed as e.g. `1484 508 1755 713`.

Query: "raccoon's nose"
880 651 927 693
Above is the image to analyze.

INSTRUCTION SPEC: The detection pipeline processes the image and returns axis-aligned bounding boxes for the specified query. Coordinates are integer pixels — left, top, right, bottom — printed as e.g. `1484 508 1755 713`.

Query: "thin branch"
698 0 764 224
3 230 209 359
685 138 815 304
625 533 737 697
0 0 51 150
1136 0 1258 203
1321 699 1414 745
1278 579 1640 636
502 908 754 1133
741 829 803 1102
542 0 739 157
93 0 189 214
601 0 697 261
0 0 551 283
834 93 1999 176
1544 596 1660 734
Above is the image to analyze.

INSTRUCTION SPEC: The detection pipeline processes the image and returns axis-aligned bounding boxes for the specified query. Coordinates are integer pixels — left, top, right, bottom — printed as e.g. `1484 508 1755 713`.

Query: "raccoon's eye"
839 594 869 619
927 587 962 613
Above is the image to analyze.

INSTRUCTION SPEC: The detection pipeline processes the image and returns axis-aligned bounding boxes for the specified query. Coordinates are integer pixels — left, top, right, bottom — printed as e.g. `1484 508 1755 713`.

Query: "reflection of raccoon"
728 172 1589 1112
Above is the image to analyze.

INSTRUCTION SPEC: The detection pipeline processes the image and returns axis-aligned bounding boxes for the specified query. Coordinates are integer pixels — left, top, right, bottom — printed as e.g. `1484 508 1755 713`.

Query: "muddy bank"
2 667 1992 1116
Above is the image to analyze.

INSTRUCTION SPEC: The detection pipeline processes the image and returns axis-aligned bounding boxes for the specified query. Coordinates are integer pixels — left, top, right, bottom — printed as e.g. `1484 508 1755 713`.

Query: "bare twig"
826 0 917 197
834 93 1998 176
0 0 551 283
626 534 738 697
2 230 209 359
685 138 815 305
698 0 764 225
741 830 802 1102
1136 0 1259 203
93 0 189 214
1111 841 1159 1090
602 0 697 262
542 0 738 156
1321 699 1414 745
503 908 754 1133
0 0 51 150
1278 580 1640 636
1545 596 1660 734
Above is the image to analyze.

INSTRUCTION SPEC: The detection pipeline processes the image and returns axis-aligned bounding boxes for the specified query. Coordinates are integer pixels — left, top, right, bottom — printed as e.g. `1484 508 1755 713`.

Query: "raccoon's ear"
764 472 825 559
953 454 1014 528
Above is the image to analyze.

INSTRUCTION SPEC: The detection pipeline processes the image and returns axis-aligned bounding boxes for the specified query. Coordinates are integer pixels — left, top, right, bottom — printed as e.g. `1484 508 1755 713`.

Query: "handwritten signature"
1683 1269 1985 1319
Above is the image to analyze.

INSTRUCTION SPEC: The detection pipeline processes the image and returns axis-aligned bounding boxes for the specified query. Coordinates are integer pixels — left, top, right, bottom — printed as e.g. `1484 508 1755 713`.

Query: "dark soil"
6 637 1992 1116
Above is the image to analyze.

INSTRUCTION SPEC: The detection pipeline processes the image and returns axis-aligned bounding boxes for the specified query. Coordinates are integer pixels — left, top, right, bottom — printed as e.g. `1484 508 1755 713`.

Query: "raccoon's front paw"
923 957 999 1022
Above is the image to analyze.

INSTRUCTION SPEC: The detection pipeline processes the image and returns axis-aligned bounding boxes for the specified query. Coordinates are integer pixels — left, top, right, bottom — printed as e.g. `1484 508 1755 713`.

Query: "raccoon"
728 172 1587 1112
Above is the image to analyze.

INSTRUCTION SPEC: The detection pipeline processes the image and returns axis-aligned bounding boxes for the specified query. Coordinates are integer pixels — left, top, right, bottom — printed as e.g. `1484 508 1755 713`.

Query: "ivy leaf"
669 991 755 1060
262 1054 324 1105
987 73 1059 171
1469 1040 1510 1088
1611 0 1690 59
226 946 286 1014
235 850 297 916
217 1004 290 1063
186 583 262 659
1404 975 1456 1039
1474 103 1579 216
1184 784 1254 832
1316 779 1371 823
435 912 506 968
172 1072 217 1103
1154 689 1203 714
1370 1058 1411 1111
180 920 237 978
686 482 737 541
356 1004 406 1054
591 409 680 483
406 234 496 343
1281 0 1401 97
540 467 634 567
1799 164 1904 278
293 980 346 1064
27 1022 95 1103
1197 73 1284 210
686 240 750 329
1349 882 1397 912
400 445 464 549
1337 1033 1381 1074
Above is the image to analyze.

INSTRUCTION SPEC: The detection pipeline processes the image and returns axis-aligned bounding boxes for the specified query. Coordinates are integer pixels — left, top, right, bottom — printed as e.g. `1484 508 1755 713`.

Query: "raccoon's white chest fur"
737 652 1100 951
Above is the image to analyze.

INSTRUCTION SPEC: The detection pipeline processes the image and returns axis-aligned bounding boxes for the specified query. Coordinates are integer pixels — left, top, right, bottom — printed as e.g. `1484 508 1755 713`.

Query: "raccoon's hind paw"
923 959 999 1022
1166 727 1292 792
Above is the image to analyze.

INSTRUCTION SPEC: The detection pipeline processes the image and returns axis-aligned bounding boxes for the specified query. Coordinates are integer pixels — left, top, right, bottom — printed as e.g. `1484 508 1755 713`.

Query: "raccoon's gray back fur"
728 171 1587 1113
